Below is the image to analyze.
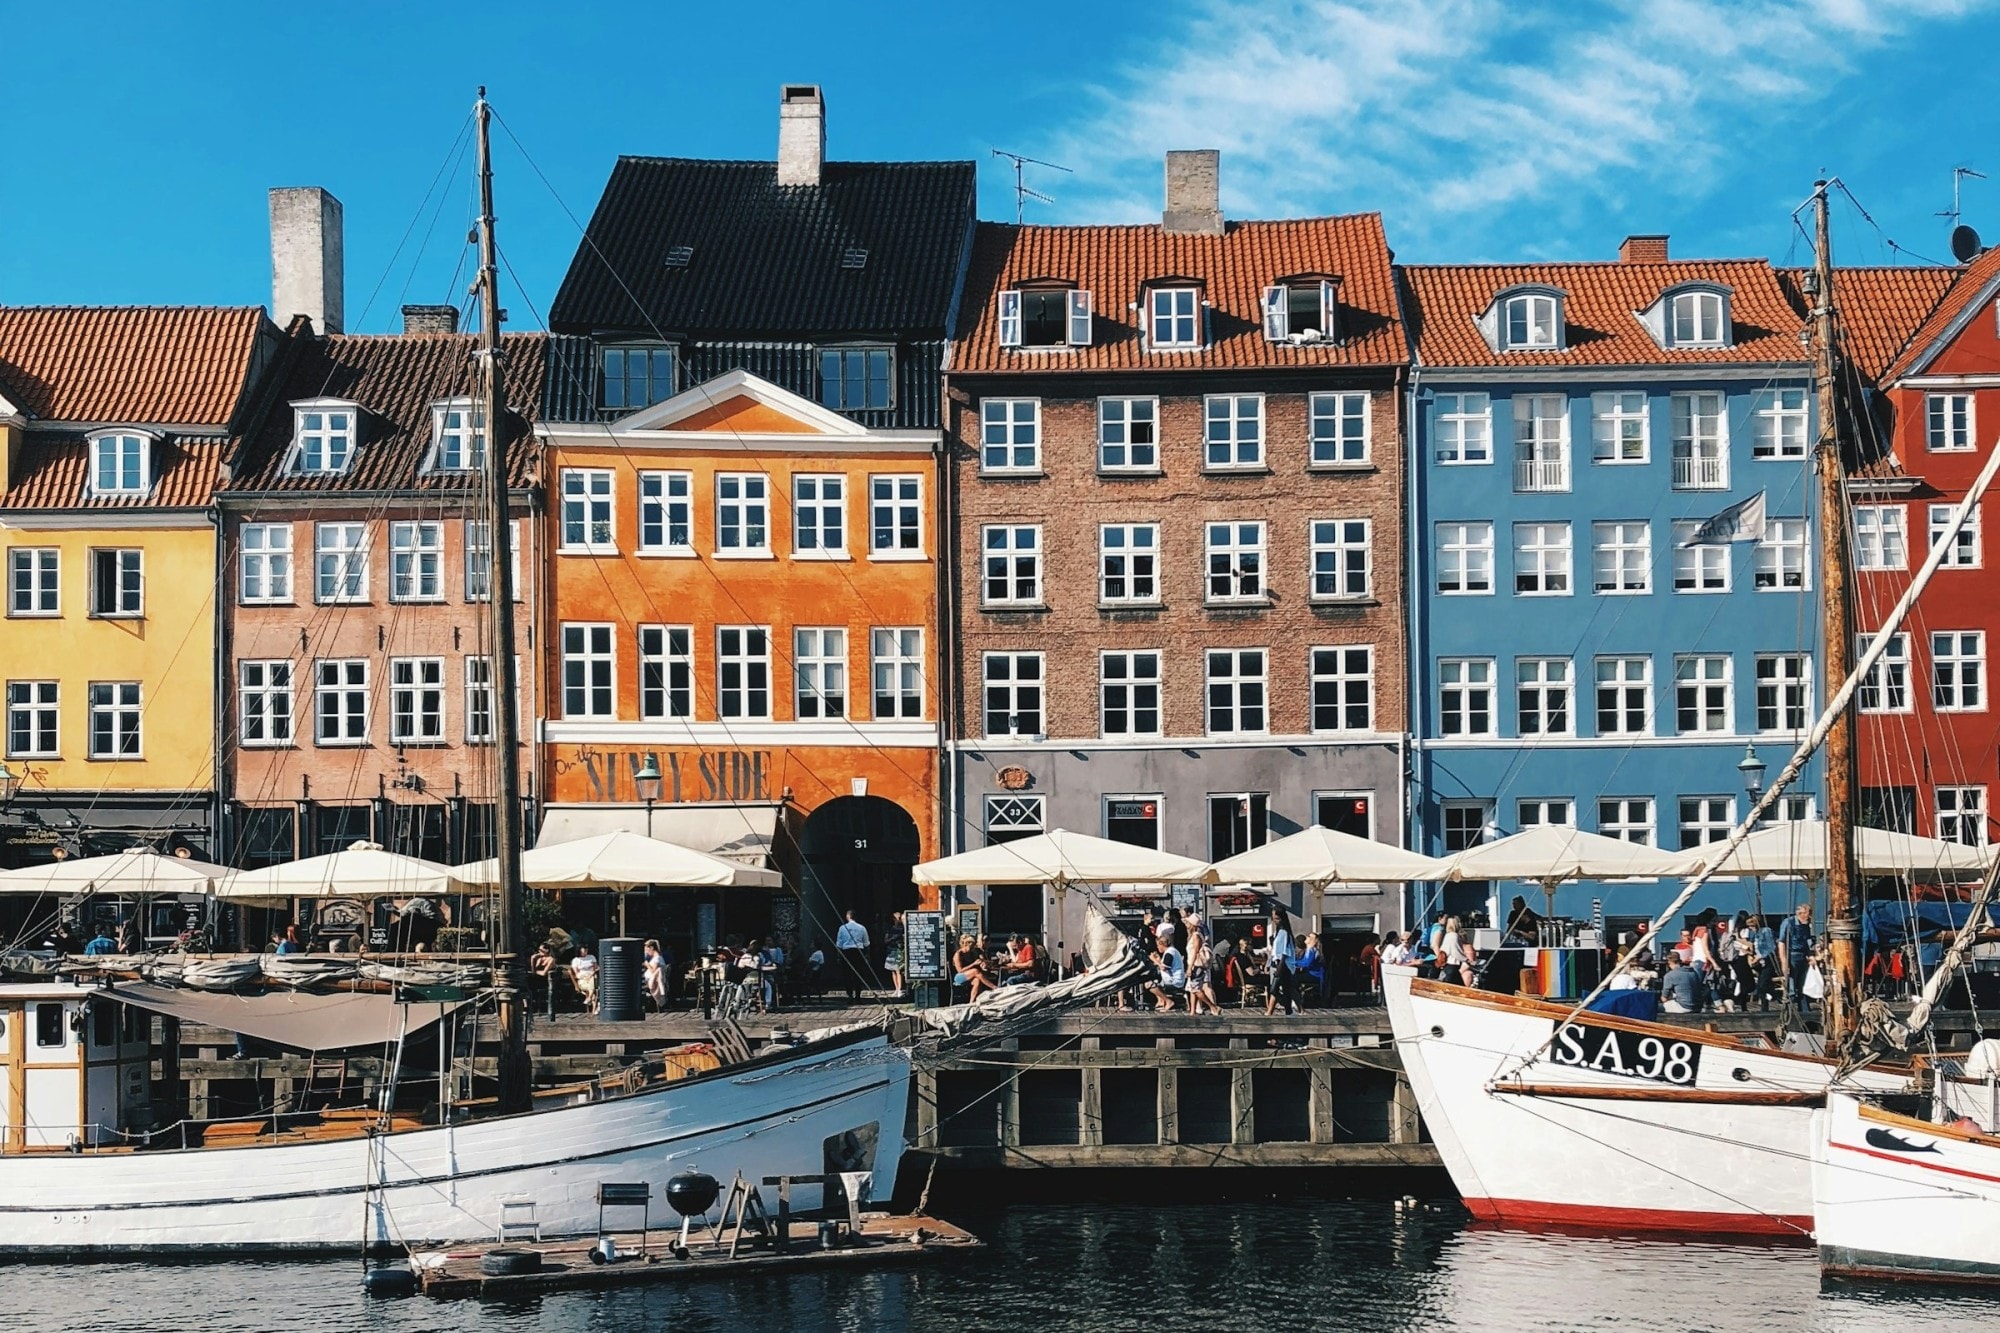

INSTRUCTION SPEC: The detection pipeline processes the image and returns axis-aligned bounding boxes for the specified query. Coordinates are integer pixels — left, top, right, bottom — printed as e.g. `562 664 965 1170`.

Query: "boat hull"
1383 965 1908 1238
1812 1090 2000 1283
0 1028 909 1254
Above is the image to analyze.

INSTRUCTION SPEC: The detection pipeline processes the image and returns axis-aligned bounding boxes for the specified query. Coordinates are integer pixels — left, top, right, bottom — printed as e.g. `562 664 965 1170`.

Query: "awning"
108 981 465 1053
537 803 782 867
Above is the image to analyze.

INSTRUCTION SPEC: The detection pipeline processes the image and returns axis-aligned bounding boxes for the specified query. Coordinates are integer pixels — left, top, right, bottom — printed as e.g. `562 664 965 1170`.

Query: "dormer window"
1262 279 1338 342
1669 289 1728 347
88 431 151 496
997 287 1092 348
430 399 487 472
1147 286 1202 350
290 401 358 475
1503 293 1559 349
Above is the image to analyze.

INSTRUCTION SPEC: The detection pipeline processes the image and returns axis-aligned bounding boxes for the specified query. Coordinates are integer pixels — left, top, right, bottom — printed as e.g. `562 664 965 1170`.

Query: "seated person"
999 934 1038 985
1146 938 1188 1011
571 943 600 1012
1660 951 1707 1013
953 938 996 999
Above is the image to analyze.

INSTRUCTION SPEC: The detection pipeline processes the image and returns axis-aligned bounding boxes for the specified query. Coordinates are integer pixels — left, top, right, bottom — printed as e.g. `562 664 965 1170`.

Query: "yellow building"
0 307 277 881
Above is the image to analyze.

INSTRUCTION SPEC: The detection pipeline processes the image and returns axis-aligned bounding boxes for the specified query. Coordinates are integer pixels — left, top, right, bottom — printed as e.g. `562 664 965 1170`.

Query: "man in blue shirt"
82 926 117 956
1146 933 1187 1012
1746 914 1778 1010
835 911 870 1002
1777 905 1814 1008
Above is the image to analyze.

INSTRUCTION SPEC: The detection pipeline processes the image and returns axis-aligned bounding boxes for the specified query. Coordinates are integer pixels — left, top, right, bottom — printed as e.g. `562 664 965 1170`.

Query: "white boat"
1812 1087 2000 1282
1384 965 1909 1236
0 979 908 1253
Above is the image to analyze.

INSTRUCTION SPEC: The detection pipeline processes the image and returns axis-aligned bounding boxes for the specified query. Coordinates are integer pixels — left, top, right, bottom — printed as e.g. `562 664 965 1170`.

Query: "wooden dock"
412 1213 981 1298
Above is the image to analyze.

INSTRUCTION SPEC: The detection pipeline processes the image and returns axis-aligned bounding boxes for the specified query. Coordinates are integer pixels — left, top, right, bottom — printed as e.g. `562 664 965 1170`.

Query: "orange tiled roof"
1 435 228 510
1773 265 1958 385
950 217 1407 373
1403 260 1806 369
0 306 266 424
1880 246 2000 381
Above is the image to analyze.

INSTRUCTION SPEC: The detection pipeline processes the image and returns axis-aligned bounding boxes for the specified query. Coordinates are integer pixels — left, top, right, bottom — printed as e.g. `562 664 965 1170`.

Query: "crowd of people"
1101 906 1331 1015
1604 905 1818 1014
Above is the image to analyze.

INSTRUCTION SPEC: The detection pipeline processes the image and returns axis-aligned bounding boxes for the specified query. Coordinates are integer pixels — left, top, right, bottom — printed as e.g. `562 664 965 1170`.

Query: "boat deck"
412 1212 981 1298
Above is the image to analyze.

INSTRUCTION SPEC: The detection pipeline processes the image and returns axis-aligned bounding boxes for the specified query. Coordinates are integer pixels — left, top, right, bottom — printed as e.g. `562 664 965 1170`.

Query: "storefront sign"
903 911 949 982
556 747 775 804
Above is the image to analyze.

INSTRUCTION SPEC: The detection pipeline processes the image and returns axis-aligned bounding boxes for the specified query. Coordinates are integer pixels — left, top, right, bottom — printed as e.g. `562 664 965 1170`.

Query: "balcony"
1513 453 1570 493
1672 451 1728 490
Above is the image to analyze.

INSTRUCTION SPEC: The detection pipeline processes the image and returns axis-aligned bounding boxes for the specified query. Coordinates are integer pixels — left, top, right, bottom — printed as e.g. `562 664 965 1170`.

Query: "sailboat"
1384 181 1989 1237
0 91 911 1254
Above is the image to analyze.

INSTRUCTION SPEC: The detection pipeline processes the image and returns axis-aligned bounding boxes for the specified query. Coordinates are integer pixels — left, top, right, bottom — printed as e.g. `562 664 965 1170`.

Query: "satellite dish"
1951 224 1982 263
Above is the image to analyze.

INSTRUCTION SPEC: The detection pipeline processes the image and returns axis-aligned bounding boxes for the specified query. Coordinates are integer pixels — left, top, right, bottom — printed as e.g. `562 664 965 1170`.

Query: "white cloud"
1035 0 1991 255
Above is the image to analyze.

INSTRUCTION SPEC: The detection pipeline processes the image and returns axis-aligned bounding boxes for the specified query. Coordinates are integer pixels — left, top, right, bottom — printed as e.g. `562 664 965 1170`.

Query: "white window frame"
986 793 1046 839
1309 392 1370 467
1310 518 1371 601
1206 521 1267 604
388 521 444 603
7 548 59 618
1310 645 1374 734
88 431 152 496
1679 795 1736 852
871 627 925 720
1752 388 1809 460
1442 799 1495 853
1930 502 1982 569
1928 393 1975 452
6 680 59 758
239 524 293 604
1098 398 1159 472
427 398 486 473
238 660 294 747
1668 290 1727 347
313 659 369 746
464 654 518 744
869 474 923 558
560 623 616 720
1516 657 1573 738
716 626 771 720
791 473 846 559
1512 394 1569 492
1100 649 1163 738
1599 797 1657 848
715 473 771 556
1753 518 1809 590
1204 648 1268 736
88 548 143 619
794 626 849 720
1853 505 1907 571
983 652 1044 739
1590 391 1649 464
463 519 522 602
1858 632 1911 714
1099 523 1159 605
559 468 616 554
289 402 357 476
1674 654 1733 735
982 525 1042 607
1591 520 1651 595
639 470 695 556
1512 522 1572 596
388 657 446 745
1671 521 1730 593
1518 797 1574 831
87 681 141 759
1204 395 1265 470
1501 293 1559 350
1437 521 1494 595
1438 658 1495 738
1938 786 1989 846
1932 631 1986 713
1435 392 1492 465
638 625 693 722
1670 391 1729 490
980 399 1041 473
1594 656 1654 738
1755 653 1814 734
1148 286 1202 350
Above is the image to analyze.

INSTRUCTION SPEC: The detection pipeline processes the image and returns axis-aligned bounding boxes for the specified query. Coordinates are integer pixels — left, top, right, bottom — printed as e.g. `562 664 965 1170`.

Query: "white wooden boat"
0 981 908 1253
1812 1088 2000 1282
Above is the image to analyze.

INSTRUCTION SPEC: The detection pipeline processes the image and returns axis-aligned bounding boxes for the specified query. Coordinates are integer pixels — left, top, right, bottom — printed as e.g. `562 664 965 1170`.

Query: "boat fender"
1965 1038 2000 1080
361 1265 418 1297
479 1248 543 1276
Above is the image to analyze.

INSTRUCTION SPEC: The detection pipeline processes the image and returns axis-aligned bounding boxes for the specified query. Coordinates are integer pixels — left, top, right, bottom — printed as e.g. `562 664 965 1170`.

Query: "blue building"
1402 237 1822 931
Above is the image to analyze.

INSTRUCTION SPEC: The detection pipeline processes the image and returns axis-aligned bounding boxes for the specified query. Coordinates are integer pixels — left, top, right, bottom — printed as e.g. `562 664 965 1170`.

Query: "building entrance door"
798 796 920 968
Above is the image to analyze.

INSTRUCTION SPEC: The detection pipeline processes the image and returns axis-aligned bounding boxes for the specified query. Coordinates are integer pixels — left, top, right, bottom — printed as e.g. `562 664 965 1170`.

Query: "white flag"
1679 491 1767 547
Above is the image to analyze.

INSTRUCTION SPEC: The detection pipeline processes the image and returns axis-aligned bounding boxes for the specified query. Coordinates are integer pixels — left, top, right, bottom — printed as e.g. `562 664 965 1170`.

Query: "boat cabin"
1 982 153 1152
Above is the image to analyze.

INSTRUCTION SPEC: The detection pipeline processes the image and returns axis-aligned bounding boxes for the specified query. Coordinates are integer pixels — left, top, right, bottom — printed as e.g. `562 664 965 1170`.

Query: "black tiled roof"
549 158 977 339
223 332 596 496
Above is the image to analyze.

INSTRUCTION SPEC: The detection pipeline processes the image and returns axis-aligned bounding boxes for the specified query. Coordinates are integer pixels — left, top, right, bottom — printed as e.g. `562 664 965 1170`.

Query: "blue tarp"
1864 899 1977 970
1586 989 1660 1021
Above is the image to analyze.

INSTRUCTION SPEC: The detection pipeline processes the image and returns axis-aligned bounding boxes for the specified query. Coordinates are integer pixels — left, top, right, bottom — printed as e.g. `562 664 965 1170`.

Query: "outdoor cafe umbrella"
451 829 782 933
1210 824 1449 887
0 847 231 895
212 842 462 902
1439 824 1689 925
1669 818 1993 878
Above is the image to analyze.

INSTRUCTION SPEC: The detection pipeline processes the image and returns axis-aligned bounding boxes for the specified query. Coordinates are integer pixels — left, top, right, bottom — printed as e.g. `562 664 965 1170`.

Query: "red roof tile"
950 217 1407 374
1404 260 1806 368
2 435 228 510
1880 247 2000 381
1773 265 1958 385
0 307 266 424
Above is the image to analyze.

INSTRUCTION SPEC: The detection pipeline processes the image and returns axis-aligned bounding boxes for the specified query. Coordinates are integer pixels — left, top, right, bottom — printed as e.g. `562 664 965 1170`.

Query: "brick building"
944 151 1412 958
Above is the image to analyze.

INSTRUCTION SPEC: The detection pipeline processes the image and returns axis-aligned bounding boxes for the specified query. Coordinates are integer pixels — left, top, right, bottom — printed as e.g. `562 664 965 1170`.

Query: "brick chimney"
1163 150 1224 235
1619 234 1669 263
270 186 345 334
777 84 825 188
400 304 460 335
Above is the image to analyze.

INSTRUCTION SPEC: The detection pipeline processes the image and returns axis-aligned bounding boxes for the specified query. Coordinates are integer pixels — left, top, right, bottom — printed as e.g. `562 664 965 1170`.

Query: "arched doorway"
798 796 920 967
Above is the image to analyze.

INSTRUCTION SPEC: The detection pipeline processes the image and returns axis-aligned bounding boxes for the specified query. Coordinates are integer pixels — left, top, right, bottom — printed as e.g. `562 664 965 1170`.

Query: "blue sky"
3 1 1997 330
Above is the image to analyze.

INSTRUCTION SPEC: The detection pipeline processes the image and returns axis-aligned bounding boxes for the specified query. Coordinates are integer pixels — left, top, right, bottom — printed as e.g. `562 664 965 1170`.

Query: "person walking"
884 910 906 998
1264 909 1297 1016
1777 904 1815 1010
835 910 871 1003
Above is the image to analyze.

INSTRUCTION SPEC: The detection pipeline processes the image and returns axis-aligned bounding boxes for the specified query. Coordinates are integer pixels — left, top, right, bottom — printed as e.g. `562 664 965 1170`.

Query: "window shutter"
1262 286 1286 341
1067 289 1093 346
1319 280 1337 340
998 290 1022 347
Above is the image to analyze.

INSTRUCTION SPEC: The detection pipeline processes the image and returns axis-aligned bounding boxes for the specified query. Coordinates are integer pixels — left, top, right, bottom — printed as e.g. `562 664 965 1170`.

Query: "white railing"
1513 454 1569 492
1672 452 1728 489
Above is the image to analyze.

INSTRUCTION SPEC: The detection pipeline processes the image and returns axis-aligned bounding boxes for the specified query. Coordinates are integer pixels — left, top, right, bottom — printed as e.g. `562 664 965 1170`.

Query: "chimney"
400 304 460 335
270 187 345 335
1619 234 1669 263
1163 150 1224 235
777 84 825 188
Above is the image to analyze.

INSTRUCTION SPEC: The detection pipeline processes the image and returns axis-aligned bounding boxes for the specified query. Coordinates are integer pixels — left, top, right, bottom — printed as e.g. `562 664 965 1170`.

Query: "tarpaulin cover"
1865 899 1978 970
108 981 465 1052
1586 989 1661 1021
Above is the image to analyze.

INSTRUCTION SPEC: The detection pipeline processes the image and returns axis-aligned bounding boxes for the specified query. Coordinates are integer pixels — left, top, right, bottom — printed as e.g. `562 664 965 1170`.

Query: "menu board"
955 905 983 950
902 911 950 982
1170 884 1201 912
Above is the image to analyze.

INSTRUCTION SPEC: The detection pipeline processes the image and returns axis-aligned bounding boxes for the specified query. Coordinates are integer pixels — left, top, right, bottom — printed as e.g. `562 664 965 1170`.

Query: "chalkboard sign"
955 905 983 949
903 911 949 982
367 927 390 950
1170 884 1201 912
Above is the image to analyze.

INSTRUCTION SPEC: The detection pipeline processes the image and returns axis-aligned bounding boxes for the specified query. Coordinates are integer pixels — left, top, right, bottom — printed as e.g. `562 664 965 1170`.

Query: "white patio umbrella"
1440 824 1690 924
212 842 462 902
1211 824 1449 887
1672 819 1993 878
0 847 230 895
911 828 1215 887
452 829 782 934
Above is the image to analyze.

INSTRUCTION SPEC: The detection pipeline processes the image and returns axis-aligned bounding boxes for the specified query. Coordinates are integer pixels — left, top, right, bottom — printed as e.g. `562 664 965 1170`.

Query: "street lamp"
0 761 21 805
1738 743 1767 821
634 756 663 836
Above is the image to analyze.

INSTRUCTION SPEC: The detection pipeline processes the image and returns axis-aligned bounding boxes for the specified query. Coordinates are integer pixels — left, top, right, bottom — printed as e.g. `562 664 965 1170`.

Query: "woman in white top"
1440 916 1475 986
1379 931 1409 968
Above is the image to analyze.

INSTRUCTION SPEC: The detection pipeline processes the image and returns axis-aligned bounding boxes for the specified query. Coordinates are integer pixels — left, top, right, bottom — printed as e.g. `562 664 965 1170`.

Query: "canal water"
3 1200 1992 1332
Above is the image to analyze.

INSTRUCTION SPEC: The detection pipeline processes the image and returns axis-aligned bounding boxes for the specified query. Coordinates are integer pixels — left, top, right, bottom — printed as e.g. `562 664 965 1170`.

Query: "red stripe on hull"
1466 1196 1812 1240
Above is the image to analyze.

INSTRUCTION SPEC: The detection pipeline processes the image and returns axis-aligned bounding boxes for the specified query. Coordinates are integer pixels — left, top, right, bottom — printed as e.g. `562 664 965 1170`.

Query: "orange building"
538 370 940 954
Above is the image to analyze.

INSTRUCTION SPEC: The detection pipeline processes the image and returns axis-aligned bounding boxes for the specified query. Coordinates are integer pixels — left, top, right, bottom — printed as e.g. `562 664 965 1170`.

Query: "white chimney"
1162 150 1224 235
270 186 345 335
777 84 825 188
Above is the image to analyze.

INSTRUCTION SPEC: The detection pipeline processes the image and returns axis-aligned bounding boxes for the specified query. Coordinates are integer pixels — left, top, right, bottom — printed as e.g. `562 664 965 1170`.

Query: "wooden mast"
474 87 532 1113
1810 179 1861 1049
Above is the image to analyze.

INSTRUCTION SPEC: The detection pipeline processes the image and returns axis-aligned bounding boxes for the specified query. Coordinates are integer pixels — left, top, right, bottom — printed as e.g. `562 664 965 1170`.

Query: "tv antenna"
1938 166 1986 262
992 148 1071 225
